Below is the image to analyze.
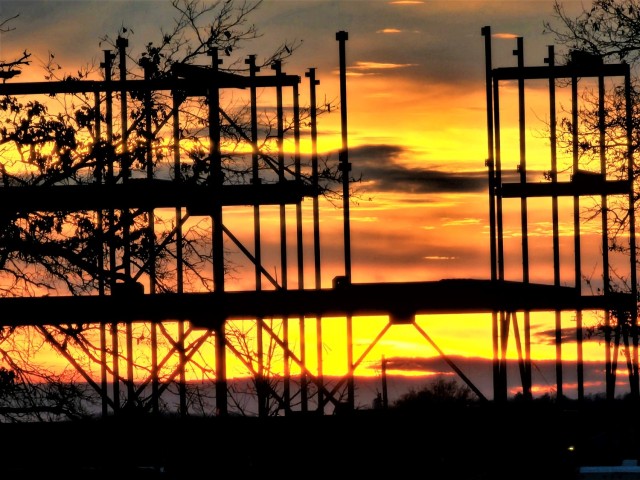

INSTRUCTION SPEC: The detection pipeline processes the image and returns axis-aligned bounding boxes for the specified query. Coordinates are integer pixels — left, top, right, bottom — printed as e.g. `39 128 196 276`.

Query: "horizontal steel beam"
0 179 317 214
501 179 630 198
0 279 632 327
492 63 628 81
0 73 301 96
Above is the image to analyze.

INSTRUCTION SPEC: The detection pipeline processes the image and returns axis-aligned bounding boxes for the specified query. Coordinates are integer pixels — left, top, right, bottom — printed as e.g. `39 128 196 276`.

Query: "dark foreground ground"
0 401 637 479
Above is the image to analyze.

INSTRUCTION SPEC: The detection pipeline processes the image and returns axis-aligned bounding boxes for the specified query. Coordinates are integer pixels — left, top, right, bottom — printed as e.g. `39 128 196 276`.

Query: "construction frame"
483 26 638 403
0 27 636 419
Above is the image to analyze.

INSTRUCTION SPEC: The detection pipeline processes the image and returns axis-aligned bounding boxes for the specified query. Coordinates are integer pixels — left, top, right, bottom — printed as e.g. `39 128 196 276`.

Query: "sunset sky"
0 0 628 403
0 0 587 282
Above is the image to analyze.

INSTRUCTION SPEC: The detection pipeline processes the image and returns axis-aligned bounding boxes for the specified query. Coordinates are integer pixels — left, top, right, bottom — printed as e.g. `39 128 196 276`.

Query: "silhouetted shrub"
391 377 475 410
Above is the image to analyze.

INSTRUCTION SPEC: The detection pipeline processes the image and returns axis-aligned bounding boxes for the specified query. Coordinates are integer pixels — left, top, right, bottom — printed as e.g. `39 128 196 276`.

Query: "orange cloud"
351 61 418 71
493 33 519 39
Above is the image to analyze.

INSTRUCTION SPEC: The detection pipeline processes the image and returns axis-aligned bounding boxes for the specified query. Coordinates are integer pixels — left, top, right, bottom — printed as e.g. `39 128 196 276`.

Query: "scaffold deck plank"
0 279 632 327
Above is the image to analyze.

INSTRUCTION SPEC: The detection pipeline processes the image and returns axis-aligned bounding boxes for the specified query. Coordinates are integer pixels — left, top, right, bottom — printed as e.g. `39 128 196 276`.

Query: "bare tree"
542 1 640 397
543 2 640 296
392 377 475 410
0 14 30 82
0 0 348 419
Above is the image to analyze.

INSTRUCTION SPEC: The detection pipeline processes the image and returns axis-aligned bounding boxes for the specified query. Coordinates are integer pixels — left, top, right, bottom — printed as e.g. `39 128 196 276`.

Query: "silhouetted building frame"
0 29 636 419
0 32 379 417
483 26 639 403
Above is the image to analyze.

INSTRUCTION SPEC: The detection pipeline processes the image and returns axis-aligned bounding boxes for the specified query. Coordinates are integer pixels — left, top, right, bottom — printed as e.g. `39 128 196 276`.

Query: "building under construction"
0 26 636 423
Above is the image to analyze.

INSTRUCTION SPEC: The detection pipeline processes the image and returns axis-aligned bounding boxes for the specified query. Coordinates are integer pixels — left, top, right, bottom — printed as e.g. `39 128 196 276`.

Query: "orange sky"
0 0 630 401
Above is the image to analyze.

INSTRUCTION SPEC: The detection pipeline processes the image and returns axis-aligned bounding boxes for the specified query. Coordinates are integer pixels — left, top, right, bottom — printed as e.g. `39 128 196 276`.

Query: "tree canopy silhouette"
392 377 476 411
0 0 348 420
543 1 640 351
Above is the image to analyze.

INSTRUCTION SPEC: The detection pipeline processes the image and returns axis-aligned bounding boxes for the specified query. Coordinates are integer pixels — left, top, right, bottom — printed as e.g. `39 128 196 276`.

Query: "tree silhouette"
0 0 348 419
543 0 640 281
543 1 640 354
0 14 30 82
392 377 476 411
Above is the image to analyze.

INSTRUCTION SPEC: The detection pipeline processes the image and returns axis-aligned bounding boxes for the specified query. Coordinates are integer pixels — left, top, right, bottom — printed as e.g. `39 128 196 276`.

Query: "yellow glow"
0 0 633 403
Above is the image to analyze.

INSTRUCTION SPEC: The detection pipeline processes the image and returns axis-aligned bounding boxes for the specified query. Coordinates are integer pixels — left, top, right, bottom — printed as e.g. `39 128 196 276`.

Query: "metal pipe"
306 67 324 411
246 55 267 417
292 80 307 412
272 60 290 411
572 71 585 402
336 31 352 281
116 37 136 406
94 87 109 417
215 322 228 416
624 66 639 399
246 55 262 291
103 49 120 413
598 72 614 401
482 27 502 402
482 26 496 281
208 47 227 416
336 30 354 412
178 318 187 416
515 38 530 284
142 63 159 415
546 45 563 401
495 119 506 400
172 86 185 416
346 314 354 410
513 39 532 399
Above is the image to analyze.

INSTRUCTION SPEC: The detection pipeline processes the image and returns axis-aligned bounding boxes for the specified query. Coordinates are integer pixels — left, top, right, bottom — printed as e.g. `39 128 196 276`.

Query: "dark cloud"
536 327 591 345
382 354 489 375
349 144 523 195
367 353 623 399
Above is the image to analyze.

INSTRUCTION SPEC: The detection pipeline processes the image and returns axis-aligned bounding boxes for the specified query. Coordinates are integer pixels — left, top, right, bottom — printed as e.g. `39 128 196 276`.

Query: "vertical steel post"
515 42 529 282
293 79 307 412
172 90 186 416
481 28 496 280
572 69 585 402
246 55 267 417
306 67 324 413
482 26 502 403
272 60 291 412
246 55 262 290
209 47 228 416
116 36 136 407
178 318 187 416
514 38 532 400
118 37 131 288
381 355 388 409
597 72 615 401
94 89 104 288
491 57 507 402
143 65 156 290
94 87 109 417
624 65 639 399
336 30 355 411
209 49 224 292
117 36 129 183
500 312 511 401
215 321 228 416
545 45 564 402
103 49 120 413
336 31 352 281
143 64 160 415
273 60 288 290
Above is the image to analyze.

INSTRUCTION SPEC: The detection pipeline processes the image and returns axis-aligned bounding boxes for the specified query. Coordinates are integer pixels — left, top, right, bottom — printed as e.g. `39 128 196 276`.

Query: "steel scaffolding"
0 28 636 419
483 26 638 403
